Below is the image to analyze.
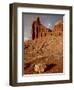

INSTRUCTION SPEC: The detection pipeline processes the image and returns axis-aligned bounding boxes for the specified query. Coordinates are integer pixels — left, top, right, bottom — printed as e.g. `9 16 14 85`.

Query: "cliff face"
32 17 63 39
32 17 51 40
24 17 63 74
53 20 63 36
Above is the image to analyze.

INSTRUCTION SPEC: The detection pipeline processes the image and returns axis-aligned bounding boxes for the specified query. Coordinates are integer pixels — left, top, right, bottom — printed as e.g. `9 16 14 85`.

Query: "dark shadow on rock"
45 64 56 72
24 63 31 69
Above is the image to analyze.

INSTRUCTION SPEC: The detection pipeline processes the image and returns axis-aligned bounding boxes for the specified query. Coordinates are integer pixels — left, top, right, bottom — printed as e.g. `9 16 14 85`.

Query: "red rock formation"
32 17 49 40
24 18 63 74
53 20 63 36
32 17 63 40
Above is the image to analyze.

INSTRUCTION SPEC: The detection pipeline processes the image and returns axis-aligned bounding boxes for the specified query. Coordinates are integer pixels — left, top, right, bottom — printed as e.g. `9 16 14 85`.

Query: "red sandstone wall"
32 17 63 40
32 17 49 40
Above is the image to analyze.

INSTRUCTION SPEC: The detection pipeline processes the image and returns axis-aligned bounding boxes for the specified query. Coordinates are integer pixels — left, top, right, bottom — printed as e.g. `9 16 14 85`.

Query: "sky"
22 13 63 41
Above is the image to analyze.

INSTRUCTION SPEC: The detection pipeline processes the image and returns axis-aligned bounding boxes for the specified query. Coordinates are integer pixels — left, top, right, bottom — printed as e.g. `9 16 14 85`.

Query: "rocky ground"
24 34 63 74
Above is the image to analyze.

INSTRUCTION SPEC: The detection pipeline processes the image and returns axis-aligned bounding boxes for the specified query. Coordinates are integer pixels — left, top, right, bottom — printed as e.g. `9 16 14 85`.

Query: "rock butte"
24 17 63 74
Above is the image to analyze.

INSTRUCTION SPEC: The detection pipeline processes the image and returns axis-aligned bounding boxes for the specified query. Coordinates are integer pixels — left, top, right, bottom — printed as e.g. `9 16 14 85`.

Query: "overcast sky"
22 13 63 41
